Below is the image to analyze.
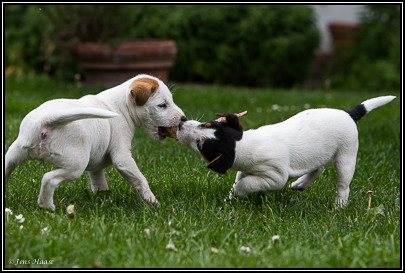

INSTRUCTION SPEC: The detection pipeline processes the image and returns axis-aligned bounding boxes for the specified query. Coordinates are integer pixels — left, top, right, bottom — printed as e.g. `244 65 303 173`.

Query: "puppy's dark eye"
196 136 206 148
158 103 167 108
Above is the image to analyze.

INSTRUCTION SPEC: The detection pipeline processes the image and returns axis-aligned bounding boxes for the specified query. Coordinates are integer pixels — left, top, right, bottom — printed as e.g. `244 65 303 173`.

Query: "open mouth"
158 126 178 140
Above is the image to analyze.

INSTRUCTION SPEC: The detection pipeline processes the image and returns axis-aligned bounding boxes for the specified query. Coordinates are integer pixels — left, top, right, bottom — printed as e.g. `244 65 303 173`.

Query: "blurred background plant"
4 5 319 88
4 4 400 91
5 5 148 80
131 5 320 88
325 5 400 91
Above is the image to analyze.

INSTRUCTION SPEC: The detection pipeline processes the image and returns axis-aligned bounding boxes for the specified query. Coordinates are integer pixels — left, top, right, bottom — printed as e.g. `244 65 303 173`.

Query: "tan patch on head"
130 77 160 106
204 122 212 128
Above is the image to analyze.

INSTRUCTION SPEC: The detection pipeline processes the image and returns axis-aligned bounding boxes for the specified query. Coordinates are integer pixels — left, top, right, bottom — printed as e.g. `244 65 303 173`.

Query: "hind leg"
290 167 324 191
5 139 29 184
88 169 109 193
38 167 86 211
334 152 357 207
37 145 89 211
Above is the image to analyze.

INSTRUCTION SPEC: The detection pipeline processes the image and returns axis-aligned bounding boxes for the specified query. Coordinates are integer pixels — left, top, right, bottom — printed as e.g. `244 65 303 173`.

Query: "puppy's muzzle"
178 116 187 130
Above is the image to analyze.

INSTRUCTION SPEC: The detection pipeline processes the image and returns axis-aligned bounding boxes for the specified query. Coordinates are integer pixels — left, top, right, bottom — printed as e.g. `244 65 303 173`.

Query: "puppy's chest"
232 128 290 171
233 142 272 174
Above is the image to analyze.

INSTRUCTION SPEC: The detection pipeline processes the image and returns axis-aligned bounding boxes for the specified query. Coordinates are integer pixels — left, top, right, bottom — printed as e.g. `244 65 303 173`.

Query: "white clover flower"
166 241 177 251
41 227 48 234
19 225 24 230
5 208 13 223
144 228 152 235
240 246 251 253
272 235 280 242
66 204 75 218
67 204 75 214
15 214 25 223
211 247 219 254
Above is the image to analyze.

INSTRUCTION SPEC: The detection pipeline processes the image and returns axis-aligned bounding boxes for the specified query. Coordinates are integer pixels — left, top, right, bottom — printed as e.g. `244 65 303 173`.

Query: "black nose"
179 116 187 130
179 121 184 130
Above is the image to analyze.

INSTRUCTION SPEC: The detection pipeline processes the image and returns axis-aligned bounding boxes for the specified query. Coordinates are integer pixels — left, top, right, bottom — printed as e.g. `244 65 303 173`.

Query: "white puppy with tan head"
177 96 395 206
5 74 185 211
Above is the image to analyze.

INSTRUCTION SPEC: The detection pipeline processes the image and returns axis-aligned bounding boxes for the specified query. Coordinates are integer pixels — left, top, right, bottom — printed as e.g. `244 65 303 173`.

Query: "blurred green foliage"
5 4 319 88
5 5 149 80
327 5 400 92
131 5 320 87
5 5 46 74
5 5 400 91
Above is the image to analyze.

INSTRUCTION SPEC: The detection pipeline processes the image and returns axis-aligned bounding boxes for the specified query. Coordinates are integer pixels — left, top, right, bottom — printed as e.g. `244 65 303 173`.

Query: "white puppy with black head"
5 74 185 211
177 96 395 206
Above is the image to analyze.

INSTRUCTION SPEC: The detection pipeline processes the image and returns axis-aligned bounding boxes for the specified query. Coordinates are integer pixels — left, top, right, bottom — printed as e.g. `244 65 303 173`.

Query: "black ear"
206 153 235 174
216 113 243 141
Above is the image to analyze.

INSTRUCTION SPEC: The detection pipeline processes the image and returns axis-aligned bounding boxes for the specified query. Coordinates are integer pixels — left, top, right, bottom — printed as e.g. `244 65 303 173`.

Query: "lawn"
4 74 401 268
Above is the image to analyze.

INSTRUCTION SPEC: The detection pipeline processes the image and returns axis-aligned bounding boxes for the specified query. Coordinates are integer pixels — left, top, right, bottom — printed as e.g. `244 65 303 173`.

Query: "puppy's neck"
230 135 250 172
94 84 139 132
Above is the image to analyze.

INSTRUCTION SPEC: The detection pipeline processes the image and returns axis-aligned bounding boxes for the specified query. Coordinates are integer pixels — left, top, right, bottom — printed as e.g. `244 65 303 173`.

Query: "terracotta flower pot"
329 22 360 54
75 40 177 86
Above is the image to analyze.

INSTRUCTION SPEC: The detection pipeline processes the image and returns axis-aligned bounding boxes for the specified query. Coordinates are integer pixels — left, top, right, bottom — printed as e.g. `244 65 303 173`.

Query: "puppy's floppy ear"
216 113 243 141
130 77 159 106
207 153 234 174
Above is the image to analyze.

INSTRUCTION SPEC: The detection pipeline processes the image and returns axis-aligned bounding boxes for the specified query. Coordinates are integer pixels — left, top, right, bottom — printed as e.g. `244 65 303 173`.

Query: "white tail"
362 95 396 113
348 95 396 122
45 107 119 127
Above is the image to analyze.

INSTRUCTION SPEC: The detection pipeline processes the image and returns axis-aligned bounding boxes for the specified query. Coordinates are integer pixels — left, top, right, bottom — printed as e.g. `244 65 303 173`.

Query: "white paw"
232 189 248 199
290 180 306 191
91 184 109 194
334 196 348 208
38 198 55 212
143 191 159 206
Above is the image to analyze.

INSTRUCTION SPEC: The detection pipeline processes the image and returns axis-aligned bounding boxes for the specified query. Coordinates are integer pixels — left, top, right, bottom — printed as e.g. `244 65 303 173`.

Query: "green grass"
4 74 401 268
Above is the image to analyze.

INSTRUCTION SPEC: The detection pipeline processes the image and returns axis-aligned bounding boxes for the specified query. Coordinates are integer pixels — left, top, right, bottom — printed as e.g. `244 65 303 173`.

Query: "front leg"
111 152 158 205
88 169 109 194
230 172 285 199
228 171 245 199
